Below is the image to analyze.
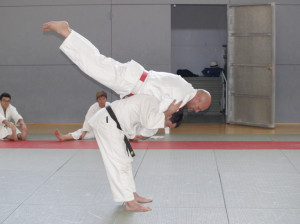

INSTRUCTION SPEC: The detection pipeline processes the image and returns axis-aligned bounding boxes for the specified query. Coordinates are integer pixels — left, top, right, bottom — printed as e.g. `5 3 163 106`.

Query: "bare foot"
17 133 22 140
134 192 152 203
12 128 18 141
42 21 72 38
21 127 28 141
125 200 152 212
55 129 64 141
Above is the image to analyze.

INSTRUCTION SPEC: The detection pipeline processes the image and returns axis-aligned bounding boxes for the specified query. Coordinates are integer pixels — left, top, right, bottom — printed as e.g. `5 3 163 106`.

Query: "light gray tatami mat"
1 145 300 223
0 148 79 172
282 150 300 173
221 173 300 209
227 208 300 224
0 170 53 205
0 205 18 223
114 208 228 224
215 150 299 174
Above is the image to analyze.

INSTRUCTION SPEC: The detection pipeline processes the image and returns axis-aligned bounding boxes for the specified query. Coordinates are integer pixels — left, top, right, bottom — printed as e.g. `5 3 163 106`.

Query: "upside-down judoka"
42 21 211 122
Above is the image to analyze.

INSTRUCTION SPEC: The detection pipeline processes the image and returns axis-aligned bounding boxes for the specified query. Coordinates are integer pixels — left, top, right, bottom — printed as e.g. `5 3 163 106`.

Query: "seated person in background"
55 91 110 141
0 92 28 141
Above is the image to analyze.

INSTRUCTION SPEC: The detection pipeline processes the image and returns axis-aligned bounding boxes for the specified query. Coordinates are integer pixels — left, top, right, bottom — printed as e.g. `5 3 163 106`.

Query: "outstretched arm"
43 21 72 38
3 120 15 130
2 120 18 141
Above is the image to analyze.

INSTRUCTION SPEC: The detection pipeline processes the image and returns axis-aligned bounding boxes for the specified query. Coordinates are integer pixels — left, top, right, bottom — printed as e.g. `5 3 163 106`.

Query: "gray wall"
0 1 170 123
0 0 299 123
0 3 113 123
275 4 300 123
171 5 227 75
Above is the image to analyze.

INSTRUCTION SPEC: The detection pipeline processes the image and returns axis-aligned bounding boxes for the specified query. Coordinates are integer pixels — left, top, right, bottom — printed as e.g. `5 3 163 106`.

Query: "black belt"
106 105 135 157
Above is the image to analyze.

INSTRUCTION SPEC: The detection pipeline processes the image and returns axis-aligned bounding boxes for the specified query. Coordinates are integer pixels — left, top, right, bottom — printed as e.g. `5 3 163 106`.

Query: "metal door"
227 3 276 128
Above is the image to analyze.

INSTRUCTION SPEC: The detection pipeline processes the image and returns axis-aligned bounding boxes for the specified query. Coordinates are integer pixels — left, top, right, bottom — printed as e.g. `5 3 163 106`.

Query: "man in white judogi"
42 21 184 212
88 94 181 212
42 21 211 115
54 91 110 141
0 92 28 141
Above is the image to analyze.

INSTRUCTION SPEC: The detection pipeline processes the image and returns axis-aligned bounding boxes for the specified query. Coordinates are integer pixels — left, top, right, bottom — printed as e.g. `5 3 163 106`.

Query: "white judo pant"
0 126 21 140
70 128 95 140
90 110 136 202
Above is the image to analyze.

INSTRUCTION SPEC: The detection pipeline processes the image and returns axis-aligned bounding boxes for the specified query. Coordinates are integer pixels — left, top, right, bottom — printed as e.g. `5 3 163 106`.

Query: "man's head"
186 89 211 112
0 92 11 110
96 91 107 108
165 110 184 128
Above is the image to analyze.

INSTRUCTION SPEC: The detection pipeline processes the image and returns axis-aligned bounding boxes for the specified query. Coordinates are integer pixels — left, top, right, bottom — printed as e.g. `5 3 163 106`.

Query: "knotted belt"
124 71 148 98
106 105 135 157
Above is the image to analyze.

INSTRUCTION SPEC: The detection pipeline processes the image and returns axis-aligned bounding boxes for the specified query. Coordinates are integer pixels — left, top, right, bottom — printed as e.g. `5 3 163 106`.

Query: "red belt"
140 71 148 82
125 72 148 98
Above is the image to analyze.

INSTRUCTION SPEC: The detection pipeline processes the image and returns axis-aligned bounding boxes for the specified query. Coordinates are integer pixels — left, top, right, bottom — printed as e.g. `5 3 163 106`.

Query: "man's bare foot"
17 133 22 140
55 129 64 141
125 200 152 212
21 127 28 141
12 128 18 141
42 21 72 38
134 192 152 203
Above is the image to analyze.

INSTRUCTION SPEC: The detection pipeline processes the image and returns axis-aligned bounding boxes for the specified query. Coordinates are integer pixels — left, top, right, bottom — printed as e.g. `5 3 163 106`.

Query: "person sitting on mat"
0 92 28 141
55 91 110 141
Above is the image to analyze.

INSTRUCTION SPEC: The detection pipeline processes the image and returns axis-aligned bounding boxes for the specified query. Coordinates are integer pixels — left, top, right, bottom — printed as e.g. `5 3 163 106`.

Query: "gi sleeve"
82 122 92 132
11 106 23 124
0 113 6 124
137 127 158 137
82 104 97 132
140 97 165 130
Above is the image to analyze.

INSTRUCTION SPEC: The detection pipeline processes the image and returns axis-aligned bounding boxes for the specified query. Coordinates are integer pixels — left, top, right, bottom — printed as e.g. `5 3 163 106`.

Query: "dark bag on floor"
176 69 199 77
201 67 223 77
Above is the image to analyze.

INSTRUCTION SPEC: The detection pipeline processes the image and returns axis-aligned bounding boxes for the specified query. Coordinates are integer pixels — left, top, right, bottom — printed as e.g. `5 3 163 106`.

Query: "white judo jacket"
0 104 23 139
88 95 164 202
82 101 111 132
60 30 197 113
88 95 164 140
